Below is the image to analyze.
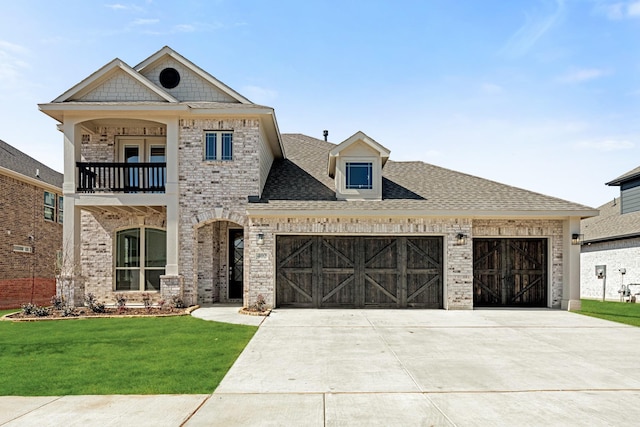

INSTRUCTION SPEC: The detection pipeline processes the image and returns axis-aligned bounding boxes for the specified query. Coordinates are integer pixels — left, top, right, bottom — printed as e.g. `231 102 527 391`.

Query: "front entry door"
228 230 244 299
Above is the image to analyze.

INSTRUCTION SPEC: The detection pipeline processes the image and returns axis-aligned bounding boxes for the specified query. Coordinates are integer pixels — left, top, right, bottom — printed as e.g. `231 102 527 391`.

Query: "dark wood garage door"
277 236 443 308
473 238 547 307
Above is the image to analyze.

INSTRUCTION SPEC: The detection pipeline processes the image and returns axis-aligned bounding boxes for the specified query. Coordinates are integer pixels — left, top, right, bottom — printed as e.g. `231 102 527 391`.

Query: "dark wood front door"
228 230 244 299
473 238 547 307
276 236 443 308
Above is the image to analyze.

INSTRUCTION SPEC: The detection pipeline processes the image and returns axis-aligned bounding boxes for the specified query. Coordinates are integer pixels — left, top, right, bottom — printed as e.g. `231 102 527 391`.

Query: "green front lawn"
577 299 640 327
0 314 256 396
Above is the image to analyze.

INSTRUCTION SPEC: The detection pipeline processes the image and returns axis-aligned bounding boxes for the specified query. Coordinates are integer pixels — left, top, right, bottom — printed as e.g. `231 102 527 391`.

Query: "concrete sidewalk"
2 308 640 426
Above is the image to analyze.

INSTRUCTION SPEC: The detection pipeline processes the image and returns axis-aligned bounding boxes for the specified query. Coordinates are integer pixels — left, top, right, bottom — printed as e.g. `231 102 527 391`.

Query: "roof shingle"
255 134 596 215
0 139 63 188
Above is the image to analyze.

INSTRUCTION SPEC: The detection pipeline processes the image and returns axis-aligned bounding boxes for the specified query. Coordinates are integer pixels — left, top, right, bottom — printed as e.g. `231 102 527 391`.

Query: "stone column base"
561 299 582 311
160 275 184 303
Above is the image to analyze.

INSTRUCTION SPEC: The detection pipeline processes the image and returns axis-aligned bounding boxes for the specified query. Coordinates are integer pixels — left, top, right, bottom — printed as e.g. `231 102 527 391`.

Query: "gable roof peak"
134 46 252 104
51 57 178 103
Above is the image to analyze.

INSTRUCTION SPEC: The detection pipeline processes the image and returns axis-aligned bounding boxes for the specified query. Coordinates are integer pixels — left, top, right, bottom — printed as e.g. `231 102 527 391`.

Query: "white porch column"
562 217 582 311
164 119 179 276
60 122 83 306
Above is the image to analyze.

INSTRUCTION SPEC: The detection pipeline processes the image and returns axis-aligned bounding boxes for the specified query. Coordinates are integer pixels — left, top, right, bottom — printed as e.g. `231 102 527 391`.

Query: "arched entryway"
196 220 244 304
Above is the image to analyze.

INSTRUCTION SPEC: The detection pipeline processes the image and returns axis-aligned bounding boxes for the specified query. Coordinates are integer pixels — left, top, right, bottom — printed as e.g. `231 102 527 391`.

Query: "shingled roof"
582 197 640 243
254 134 597 216
606 166 640 186
0 139 63 188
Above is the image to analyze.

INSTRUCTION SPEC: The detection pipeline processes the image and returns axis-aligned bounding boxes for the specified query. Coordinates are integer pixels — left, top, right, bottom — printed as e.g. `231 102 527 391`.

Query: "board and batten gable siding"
621 178 640 214
258 126 274 196
139 57 238 103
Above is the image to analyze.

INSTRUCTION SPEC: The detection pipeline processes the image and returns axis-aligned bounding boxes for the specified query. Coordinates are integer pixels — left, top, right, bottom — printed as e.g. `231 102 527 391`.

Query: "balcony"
77 162 166 193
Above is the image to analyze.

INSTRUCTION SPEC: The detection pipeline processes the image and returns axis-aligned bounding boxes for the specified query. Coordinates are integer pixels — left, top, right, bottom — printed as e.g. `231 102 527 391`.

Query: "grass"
0 313 256 396
577 299 640 327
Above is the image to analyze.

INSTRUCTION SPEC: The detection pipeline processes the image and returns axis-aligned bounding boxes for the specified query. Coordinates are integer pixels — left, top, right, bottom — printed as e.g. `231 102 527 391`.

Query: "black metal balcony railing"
77 162 166 193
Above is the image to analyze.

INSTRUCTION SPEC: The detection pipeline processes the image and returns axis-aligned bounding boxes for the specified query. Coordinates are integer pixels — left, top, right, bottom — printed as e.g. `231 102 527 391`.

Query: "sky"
0 0 639 208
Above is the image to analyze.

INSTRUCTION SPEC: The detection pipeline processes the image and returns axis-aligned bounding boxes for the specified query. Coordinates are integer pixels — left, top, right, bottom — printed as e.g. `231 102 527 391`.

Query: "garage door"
473 238 547 307
276 236 443 308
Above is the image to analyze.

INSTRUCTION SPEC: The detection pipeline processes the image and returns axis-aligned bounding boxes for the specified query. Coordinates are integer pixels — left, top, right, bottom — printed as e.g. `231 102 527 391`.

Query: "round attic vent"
159 68 180 89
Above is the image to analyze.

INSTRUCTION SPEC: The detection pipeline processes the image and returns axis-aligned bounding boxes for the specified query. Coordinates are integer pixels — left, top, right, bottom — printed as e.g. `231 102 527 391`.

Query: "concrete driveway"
189 308 640 426
2 308 640 426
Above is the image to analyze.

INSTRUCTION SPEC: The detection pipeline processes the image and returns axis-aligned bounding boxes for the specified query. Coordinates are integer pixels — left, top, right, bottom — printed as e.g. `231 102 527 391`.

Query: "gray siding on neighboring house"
621 178 640 214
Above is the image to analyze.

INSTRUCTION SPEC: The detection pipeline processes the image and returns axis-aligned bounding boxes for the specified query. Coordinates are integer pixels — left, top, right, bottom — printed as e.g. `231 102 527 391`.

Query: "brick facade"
0 174 62 309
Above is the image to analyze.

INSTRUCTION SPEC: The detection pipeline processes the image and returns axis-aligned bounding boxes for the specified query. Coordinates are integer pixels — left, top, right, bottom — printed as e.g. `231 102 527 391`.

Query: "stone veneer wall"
197 221 240 304
80 210 165 304
580 237 640 301
178 118 261 305
80 125 165 162
472 219 564 308
245 216 474 309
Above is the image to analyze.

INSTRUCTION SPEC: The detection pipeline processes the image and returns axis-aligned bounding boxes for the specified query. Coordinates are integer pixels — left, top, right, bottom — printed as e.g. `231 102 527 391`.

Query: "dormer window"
346 162 373 189
328 131 390 201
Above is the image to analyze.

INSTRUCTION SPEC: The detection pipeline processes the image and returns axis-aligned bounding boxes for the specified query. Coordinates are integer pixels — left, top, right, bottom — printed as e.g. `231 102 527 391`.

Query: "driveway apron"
188 308 640 426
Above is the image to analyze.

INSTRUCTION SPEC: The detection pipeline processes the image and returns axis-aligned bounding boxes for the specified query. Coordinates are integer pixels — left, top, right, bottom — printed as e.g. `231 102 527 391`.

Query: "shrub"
114 293 127 313
157 299 167 310
50 295 65 310
61 307 78 317
142 293 153 312
84 293 106 313
253 294 267 312
33 306 51 317
170 295 185 309
21 303 37 315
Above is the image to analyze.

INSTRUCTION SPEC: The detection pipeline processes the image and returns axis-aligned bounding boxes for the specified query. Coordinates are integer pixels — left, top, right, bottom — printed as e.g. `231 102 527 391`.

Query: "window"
345 162 373 189
44 191 56 221
58 196 64 224
115 227 166 291
204 131 233 161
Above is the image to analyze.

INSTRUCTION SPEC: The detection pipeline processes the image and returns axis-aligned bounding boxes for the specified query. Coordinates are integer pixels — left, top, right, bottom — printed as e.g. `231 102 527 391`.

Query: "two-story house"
581 166 640 300
39 46 596 311
0 139 63 309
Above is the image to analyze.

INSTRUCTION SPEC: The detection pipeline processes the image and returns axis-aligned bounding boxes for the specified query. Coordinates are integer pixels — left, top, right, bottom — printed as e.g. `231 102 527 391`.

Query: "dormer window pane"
346 162 373 189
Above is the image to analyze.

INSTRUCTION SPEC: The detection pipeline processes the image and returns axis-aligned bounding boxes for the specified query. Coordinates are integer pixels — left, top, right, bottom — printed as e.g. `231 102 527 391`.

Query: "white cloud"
598 1 640 19
0 40 28 54
132 18 159 25
480 83 504 95
0 40 30 88
105 3 128 10
242 85 278 104
501 0 566 58
574 139 635 151
557 68 609 83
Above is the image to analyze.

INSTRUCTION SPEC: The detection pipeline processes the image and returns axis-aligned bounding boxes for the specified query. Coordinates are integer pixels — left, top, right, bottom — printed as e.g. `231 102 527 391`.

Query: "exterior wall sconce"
256 233 265 246
571 234 583 245
455 233 467 246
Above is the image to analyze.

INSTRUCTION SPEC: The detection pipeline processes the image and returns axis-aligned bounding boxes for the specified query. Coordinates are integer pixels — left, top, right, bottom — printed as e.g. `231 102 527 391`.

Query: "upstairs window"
204 131 233 161
44 191 56 221
58 196 64 224
345 162 373 189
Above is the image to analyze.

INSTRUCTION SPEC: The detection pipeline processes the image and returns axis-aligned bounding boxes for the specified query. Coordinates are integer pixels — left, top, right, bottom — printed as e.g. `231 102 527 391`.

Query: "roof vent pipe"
323 130 328 142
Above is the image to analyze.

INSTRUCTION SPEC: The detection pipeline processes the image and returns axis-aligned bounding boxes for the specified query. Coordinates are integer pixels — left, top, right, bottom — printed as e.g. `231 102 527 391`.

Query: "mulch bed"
3 306 197 321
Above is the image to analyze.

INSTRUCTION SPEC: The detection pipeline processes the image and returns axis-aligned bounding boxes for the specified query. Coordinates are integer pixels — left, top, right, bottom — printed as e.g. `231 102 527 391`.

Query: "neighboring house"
39 46 597 311
0 139 63 309
581 166 640 301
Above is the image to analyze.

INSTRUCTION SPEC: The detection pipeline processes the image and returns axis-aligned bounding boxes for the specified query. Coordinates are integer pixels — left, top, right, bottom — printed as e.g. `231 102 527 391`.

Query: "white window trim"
335 156 382 201
204 130 233 161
